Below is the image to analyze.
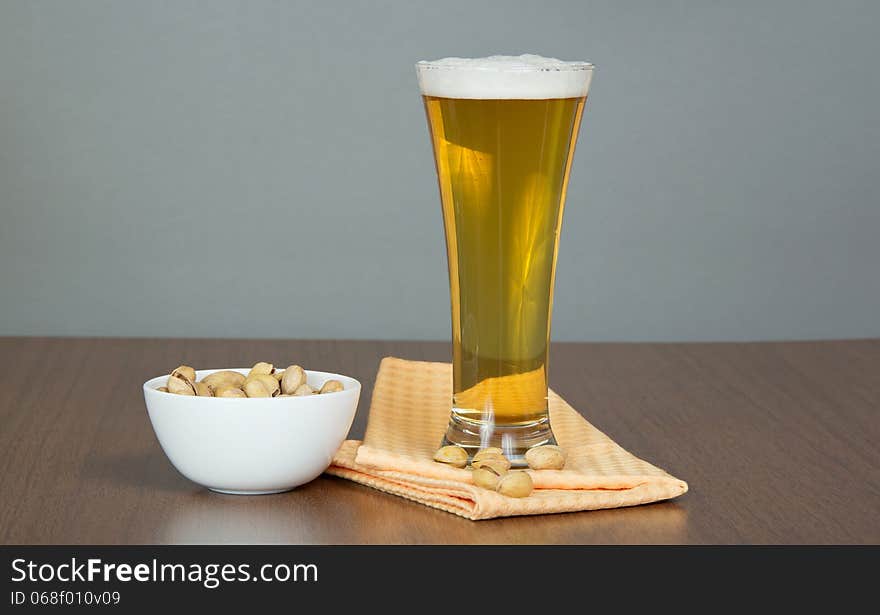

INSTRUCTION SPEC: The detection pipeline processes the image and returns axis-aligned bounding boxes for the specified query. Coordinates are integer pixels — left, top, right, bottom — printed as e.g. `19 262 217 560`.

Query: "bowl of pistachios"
143 362 360 495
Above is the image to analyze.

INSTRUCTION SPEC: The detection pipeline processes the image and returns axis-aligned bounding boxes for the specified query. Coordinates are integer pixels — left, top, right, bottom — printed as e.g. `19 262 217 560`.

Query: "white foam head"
416 54 593 100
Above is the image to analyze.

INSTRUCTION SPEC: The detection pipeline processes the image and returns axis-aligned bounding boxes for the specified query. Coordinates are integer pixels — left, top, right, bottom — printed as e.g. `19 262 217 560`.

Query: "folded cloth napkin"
327 357 687 520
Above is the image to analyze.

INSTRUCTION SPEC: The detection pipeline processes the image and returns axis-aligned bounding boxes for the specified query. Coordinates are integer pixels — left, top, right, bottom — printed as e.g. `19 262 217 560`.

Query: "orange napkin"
327 357 687 520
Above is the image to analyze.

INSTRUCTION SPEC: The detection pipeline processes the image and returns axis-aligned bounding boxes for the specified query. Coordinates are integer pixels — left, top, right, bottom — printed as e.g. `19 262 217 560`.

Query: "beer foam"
416 54 593 100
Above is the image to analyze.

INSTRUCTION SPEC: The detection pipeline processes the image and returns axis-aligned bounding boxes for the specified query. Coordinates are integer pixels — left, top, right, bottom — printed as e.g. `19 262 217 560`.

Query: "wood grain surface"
0 337 877 544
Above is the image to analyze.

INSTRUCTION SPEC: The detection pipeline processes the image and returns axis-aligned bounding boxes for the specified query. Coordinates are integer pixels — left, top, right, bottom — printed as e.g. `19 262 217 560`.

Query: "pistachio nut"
171 365 196 383
167 374 195 396
244 374 280 397
525 445 566 470
292 383 315 396
193 381 214 397
243 379 271 398
472 456 511 474
433 445 468 468
214 385 247 398
281 365 306 395
248 362 275 377
319 379 344 394
496 471 533 498
202 370 246 390
472 466 502 490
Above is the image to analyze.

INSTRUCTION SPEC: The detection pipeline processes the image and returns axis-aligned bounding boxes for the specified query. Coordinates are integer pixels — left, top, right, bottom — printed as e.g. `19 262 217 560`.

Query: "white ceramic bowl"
143 368 360 495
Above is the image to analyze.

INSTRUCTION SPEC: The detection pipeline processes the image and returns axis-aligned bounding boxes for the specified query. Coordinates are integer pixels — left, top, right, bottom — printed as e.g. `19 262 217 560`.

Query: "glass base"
441 411 556 467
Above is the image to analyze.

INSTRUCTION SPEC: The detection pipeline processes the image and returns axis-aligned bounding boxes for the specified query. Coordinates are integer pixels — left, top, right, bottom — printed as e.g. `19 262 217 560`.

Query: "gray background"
1 0 877 341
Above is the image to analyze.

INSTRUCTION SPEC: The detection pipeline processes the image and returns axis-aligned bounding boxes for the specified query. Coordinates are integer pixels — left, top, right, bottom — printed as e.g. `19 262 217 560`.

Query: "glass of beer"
417 55 593 463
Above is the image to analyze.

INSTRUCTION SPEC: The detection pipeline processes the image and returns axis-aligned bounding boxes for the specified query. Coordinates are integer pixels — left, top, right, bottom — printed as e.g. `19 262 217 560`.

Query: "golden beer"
417 56 593 460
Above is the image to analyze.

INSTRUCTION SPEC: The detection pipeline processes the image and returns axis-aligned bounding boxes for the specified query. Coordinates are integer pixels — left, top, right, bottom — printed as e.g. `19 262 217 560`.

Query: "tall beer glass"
417 55 593 463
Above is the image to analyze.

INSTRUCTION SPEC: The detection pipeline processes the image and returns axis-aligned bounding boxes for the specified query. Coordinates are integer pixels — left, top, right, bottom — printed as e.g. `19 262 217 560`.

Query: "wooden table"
0 337 877 544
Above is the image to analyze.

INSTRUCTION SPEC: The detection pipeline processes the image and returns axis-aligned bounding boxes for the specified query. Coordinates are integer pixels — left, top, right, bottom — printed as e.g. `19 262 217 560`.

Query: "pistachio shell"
281 365 306 395
171 365 196 383
525 445 566 470
476 447 503 456
472 466 502 490
214 385 246 398
244 374 280 397
243 379 271 398
156 386 169 393
472 456 511 474
193 381 214 397
248 362 274 377
433 445 468 468
167 374 195 396
273 370 285 382
202 371 246 389
472 448 505 464
496 471 533 498
292 383 315 396
319 379 344 394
